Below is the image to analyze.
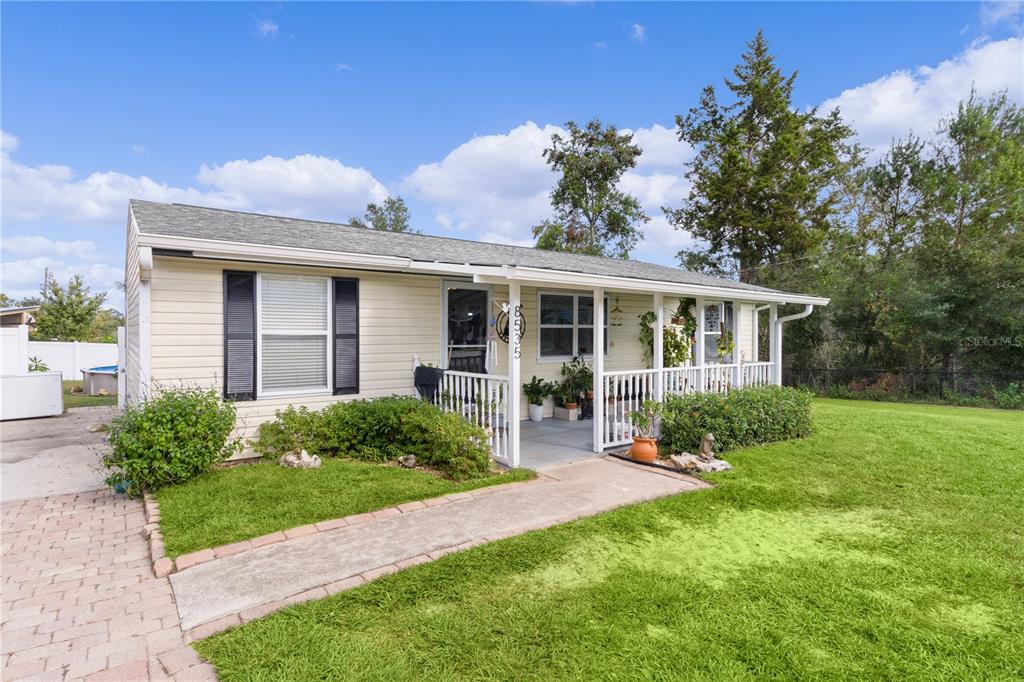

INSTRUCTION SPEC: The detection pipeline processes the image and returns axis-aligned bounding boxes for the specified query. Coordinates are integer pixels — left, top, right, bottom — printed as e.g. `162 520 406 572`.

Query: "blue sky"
2 1 1022 308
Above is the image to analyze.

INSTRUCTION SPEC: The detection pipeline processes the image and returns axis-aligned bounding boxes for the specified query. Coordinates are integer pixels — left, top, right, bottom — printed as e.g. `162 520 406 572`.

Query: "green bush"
254 396 494 480
660 385 813 454
103 388 241 496
993 383 1024 410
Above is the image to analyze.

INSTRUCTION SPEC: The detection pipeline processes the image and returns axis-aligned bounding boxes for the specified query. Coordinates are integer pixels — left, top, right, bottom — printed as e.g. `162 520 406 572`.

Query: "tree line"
528 30 1023 377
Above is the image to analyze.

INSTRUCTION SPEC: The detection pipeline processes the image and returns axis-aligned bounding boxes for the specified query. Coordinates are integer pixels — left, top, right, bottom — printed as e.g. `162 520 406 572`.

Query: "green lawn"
63 380 117 409
196 399 1024 680
157 459 535 557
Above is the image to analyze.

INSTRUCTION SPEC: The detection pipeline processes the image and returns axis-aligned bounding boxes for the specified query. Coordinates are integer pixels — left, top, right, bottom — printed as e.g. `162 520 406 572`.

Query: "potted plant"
560 383 578 410
523 376 556 422
629 399 662 463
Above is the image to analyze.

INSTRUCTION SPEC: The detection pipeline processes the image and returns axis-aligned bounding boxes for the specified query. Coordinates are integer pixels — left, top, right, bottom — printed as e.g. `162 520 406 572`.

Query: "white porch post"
769 303 780 385
507 280 522 467
732 300 742 389
695 296 706 392
653 292 664 401
592 287 605 453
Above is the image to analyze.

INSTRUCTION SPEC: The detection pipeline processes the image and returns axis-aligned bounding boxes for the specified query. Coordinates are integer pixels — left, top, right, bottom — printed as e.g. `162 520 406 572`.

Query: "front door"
445 286 488 373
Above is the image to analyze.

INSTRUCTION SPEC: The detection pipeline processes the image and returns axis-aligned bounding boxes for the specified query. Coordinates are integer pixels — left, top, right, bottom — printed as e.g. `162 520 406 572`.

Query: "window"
258 275 330 395
538 292 608 359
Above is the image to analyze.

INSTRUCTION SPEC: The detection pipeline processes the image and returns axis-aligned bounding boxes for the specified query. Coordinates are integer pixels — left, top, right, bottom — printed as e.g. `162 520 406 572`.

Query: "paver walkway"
171 457 706 632
1 489 217 681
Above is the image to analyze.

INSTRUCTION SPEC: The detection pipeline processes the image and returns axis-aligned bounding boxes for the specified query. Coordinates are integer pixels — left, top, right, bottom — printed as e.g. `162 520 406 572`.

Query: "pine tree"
665 30 855 283
350 196 415 233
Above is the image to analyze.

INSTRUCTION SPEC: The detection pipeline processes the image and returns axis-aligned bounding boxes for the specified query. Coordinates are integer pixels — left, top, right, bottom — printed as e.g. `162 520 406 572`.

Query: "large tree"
533 118 648 259
666 30 855 283
33 274 106 341
350 196 415 233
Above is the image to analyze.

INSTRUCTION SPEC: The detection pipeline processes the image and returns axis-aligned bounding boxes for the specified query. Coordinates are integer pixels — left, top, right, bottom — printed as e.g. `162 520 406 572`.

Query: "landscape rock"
670 453 733 473
279 449 321 469
398 454 417 468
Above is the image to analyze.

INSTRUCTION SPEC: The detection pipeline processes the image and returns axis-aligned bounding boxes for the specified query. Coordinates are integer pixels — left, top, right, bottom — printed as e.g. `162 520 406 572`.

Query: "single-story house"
123 199 827 468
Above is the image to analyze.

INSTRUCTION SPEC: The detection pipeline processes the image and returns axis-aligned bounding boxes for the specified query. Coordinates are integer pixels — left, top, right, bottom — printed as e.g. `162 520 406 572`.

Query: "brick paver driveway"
1 489 217 681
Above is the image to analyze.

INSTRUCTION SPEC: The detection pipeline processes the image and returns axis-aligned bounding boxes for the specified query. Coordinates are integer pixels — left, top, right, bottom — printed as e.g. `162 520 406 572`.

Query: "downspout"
772 304 814 386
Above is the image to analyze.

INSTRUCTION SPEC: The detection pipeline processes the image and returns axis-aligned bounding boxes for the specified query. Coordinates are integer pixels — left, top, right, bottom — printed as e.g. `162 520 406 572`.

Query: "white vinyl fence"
27 339 118 380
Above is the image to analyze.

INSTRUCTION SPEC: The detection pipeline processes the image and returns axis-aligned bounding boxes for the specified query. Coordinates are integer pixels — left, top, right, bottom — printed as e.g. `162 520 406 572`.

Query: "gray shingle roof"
131 200 784 296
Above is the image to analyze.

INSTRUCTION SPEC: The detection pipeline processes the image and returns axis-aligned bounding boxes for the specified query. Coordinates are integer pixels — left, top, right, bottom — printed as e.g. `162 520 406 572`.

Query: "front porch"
431 274 814 469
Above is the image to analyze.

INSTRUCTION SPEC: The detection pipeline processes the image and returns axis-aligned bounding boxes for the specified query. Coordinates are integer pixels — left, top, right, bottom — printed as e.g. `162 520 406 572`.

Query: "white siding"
123 214 142 405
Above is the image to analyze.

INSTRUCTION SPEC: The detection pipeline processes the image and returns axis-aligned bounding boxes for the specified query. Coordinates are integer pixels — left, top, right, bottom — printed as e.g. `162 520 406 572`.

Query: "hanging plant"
639 310 693 368
717 323 735 361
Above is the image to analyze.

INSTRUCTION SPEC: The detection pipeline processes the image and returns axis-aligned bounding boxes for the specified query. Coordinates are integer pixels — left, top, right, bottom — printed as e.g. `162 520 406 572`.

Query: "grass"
63 380 117 409
156 459 536 557
196 399 1024 680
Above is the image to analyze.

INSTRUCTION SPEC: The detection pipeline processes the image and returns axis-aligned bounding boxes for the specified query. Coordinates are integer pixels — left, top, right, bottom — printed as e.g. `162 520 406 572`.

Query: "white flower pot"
528 404 544 422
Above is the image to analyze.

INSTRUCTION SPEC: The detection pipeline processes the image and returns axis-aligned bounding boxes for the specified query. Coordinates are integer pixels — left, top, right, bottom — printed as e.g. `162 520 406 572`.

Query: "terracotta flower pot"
630 437 658 463
564 402 578 410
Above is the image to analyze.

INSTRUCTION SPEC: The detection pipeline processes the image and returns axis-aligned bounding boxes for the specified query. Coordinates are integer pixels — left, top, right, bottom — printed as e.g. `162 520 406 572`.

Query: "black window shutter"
223 271 256 401
333 278 359 395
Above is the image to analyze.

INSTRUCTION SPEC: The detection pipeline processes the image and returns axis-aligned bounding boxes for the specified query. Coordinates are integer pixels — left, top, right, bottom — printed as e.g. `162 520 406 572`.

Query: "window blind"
260 275 329 393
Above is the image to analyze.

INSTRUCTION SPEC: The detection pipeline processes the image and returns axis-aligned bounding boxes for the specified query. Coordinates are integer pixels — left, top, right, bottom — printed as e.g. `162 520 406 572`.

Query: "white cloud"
1 131 19 153
0 256 123 308
625 123 692 169
2 235 105 262
1 142 389 227
336 63 354 72
132 144 146 154
594 41 608 49
821 37 1024 156
403 121 693 261
403 121 561 237
256 20 278 37
631 23 646 43
980 1 1022 28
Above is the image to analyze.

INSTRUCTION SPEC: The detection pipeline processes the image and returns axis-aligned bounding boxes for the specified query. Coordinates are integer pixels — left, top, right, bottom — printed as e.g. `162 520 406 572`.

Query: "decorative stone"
153 557 174 578
279 449 321 469
670 453 733 473
671 434 732 472
398 454 417 468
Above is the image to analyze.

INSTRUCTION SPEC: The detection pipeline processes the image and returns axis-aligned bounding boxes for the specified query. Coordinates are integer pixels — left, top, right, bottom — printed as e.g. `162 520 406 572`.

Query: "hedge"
253 396 494 480
659 385 813 454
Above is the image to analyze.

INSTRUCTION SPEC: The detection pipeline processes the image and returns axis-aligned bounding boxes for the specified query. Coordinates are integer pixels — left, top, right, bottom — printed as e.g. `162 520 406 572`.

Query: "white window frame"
536 290 609 363
439 280 493 370
256 273 333 398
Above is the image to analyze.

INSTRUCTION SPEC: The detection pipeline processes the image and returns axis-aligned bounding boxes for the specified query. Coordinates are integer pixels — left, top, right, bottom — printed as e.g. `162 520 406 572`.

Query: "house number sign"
496 305 526 358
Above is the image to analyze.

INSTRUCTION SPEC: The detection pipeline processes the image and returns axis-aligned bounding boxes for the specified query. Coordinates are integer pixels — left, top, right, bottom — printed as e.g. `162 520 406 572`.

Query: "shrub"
103 388 240 496
660 385 813 454
252 406 323 458
993 383 1024 410
253 396 494 479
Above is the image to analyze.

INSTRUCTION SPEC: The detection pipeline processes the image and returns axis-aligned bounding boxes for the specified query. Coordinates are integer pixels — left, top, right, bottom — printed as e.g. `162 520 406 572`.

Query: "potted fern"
523 376 556 422
629 399 662 463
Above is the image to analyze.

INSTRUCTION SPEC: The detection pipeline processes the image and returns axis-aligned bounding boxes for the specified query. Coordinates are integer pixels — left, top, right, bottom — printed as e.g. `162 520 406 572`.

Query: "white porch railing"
600 361 777 449
439 370 511 465
741 361 773 387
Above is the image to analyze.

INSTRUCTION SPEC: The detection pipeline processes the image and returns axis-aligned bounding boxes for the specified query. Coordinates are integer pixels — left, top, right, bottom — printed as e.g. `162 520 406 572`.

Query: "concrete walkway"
171 457 706 632
1 407 116 503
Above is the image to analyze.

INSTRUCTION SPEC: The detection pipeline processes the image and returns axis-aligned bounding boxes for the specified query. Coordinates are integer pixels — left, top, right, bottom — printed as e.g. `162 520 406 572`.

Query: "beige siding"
147 255 768 455
123 216 141 405
149 258 443 452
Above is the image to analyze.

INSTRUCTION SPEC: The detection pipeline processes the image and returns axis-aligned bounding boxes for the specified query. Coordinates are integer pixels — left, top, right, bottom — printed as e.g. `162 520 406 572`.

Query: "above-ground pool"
82 365 118 396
